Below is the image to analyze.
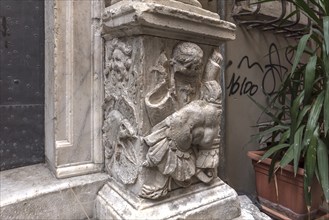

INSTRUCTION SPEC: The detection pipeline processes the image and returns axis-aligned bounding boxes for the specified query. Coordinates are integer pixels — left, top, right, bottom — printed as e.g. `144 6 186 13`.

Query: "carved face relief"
112 48 128 83
171 42 203 77
170 42 203 108
104 38 134 100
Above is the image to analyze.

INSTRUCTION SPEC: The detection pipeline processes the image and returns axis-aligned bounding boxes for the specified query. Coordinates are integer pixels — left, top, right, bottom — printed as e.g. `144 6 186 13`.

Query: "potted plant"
248 0 329 219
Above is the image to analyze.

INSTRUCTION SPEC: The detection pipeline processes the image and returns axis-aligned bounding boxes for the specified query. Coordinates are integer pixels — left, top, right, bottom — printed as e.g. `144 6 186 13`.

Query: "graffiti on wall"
226 43 294 97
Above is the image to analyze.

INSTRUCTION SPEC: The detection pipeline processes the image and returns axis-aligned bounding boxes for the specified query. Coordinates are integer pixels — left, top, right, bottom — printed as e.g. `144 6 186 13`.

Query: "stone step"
0 164 108 219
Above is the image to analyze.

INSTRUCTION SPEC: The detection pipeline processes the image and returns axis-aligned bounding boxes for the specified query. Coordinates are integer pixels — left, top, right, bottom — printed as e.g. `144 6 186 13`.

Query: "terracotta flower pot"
248 151 322 220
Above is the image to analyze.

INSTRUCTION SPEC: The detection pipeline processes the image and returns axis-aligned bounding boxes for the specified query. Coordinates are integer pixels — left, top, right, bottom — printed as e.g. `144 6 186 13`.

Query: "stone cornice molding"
102 0 236 45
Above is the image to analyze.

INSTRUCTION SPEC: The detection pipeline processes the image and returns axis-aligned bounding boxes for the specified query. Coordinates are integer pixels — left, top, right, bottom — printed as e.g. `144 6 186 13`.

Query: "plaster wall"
224 1 295 195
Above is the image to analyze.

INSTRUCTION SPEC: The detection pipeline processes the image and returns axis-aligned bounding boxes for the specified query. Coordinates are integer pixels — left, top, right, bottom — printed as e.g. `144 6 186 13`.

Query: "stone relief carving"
141 81 222 199
145 52 174 126
102 39 223 197
140 42 224 199
145 42 204 126
175 0 202 8
104 38 137 104
103 38 139 184
97 0 240 216
103 110 140 185
108 0 202 8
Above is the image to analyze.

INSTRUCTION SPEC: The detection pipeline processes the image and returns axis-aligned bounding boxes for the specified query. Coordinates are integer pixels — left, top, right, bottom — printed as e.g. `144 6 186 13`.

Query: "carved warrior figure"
141 81 222 199
145 42 204 126
141 42 223 199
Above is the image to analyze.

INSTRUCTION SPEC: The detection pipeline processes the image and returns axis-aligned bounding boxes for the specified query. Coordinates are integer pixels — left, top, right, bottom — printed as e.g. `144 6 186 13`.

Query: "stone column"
96 0 239 219
45 0 104 178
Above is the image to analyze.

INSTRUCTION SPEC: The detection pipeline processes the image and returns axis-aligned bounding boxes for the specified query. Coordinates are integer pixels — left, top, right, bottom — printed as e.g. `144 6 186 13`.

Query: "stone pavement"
235 195 273 220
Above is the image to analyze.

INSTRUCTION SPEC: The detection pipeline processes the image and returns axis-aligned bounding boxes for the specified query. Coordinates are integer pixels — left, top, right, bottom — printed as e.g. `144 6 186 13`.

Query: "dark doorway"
0 0 45 170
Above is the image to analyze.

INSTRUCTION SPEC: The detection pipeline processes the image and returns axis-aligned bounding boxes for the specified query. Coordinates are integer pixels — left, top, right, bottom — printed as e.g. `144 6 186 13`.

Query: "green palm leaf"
317 139 329 203
304 128 318 207
293 125 305 175
294 0 321 24
304 56 317 104
303 91 324 147
324 17 329 55
280 145 294 168
259 144 290 161
291 34 311 76
325 80 329 136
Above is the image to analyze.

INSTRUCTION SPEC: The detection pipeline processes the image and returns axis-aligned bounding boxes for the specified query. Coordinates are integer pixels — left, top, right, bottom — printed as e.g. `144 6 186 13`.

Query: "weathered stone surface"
102 0 236 45
111 0 203 8
235 195 272 220
96 178 241 220
98 0 239 219
102 36 225 198
0 164 108 219
45 0 104 178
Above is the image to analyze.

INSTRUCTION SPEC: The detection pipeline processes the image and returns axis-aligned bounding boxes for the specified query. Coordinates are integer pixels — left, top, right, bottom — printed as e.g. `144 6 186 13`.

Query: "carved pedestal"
96 0 238 219
96 179 240 219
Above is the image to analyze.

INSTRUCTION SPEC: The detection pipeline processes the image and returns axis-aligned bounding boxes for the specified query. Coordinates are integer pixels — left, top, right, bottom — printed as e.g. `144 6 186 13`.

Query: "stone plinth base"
95 178 241 220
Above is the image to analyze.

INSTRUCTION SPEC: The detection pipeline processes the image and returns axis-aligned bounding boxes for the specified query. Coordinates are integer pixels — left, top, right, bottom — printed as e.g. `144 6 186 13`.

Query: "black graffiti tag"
226 43 292 97
227 72 258 96
227 56 263 96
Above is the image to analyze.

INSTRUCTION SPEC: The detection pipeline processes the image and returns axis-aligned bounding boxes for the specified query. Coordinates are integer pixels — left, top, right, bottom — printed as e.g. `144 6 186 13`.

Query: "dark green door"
0 0 45 170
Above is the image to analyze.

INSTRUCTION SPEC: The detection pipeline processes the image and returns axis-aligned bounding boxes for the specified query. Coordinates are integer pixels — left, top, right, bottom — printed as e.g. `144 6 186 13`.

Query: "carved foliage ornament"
103 110 139 185
103 39 139 185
